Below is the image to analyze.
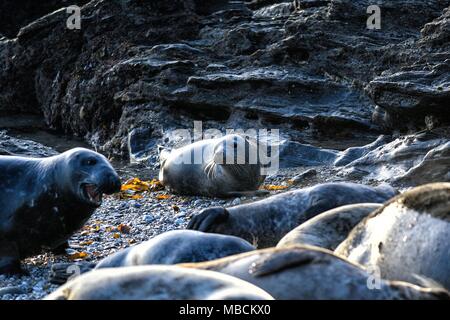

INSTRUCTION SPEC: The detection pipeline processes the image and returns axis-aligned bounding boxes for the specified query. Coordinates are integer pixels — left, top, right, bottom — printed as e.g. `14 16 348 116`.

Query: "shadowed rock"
1 0 448 158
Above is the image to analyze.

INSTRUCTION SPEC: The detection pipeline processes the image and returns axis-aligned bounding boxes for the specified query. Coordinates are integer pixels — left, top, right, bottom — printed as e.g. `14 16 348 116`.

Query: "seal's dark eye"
85 158 97 166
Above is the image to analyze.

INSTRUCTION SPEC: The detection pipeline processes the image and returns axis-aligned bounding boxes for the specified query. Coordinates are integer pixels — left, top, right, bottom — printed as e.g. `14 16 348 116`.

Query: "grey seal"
0 148 121 274
95 230 255 268
336 183 450 290
159 134 266 197
45 265 274 300
188 182 397 248
179 245 449 300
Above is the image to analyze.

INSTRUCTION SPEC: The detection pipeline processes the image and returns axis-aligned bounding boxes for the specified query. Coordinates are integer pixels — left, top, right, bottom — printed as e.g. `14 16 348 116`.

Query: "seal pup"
179 245 449 300
95 230 255 269
0 148 121 274
336 183 450 290
188 182 397 248
159 134 267 197
277 203 382 250
45 265 274 300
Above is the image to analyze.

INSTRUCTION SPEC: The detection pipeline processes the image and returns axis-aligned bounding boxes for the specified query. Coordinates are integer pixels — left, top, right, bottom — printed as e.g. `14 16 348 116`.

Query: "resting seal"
188 182 397 248
178 245 449 300
95 230 255 269
159 134 266 197
336 183 450 290
0 148 121 274
50 230 255 284
277 203 382 250
45 266 273 300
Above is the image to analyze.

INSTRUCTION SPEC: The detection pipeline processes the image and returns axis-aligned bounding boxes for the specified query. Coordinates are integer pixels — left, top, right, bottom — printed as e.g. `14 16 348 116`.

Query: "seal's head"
212 134 257 166
207 134 264 185
57 148 121 207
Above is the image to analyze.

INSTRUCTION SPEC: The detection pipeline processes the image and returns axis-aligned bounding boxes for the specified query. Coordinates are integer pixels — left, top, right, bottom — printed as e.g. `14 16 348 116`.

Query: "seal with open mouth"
0 148 121 274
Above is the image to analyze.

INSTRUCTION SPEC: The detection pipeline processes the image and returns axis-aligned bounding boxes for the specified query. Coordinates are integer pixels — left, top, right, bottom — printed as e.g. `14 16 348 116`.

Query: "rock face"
367 7 450 130
339 129 450 185
278 128 449 187
0 131 57 157
0 0 449 159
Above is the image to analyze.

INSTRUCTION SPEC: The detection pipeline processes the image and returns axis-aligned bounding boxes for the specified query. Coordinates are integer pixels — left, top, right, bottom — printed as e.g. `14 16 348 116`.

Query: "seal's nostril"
104 173 121 193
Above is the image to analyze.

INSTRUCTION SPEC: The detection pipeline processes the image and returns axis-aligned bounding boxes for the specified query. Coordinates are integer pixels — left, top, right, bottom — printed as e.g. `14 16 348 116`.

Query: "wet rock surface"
337 128 450 186
0 131 58 156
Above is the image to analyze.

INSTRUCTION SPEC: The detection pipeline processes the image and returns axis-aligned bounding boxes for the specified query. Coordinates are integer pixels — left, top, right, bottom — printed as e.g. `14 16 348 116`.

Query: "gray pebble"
231 198 241 206
291 169 318 184
175 218 185 225
143 215 155 223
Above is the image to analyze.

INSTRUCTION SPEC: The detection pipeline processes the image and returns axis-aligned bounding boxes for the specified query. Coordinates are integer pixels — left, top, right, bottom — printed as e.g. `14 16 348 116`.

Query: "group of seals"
46 244 448 300
159 134 267 197
3 138 448 300
0 148 121 274
42 181 450 300
188 182 397 248
336 183 450 290
178 245 448 300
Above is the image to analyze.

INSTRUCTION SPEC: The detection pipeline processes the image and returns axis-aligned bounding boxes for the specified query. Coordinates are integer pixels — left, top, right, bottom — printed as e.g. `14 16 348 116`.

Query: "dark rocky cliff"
0 0 449 158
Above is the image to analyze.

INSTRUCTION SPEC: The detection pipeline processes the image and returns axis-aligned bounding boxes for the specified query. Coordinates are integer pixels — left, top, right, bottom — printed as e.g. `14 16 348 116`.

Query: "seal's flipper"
49 262 96 285
249 248 324 277
187 207 229 232
0 241 24 275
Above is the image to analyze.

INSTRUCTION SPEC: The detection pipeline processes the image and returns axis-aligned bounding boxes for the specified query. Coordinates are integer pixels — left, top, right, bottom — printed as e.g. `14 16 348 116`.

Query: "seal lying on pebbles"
336 183 450 290
45 266 274 300
178 246 449 300
188 182 397 248
95 230 255 268
0 148 121 274
277 203 382 250
49 230 255 284
159 134 267 197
